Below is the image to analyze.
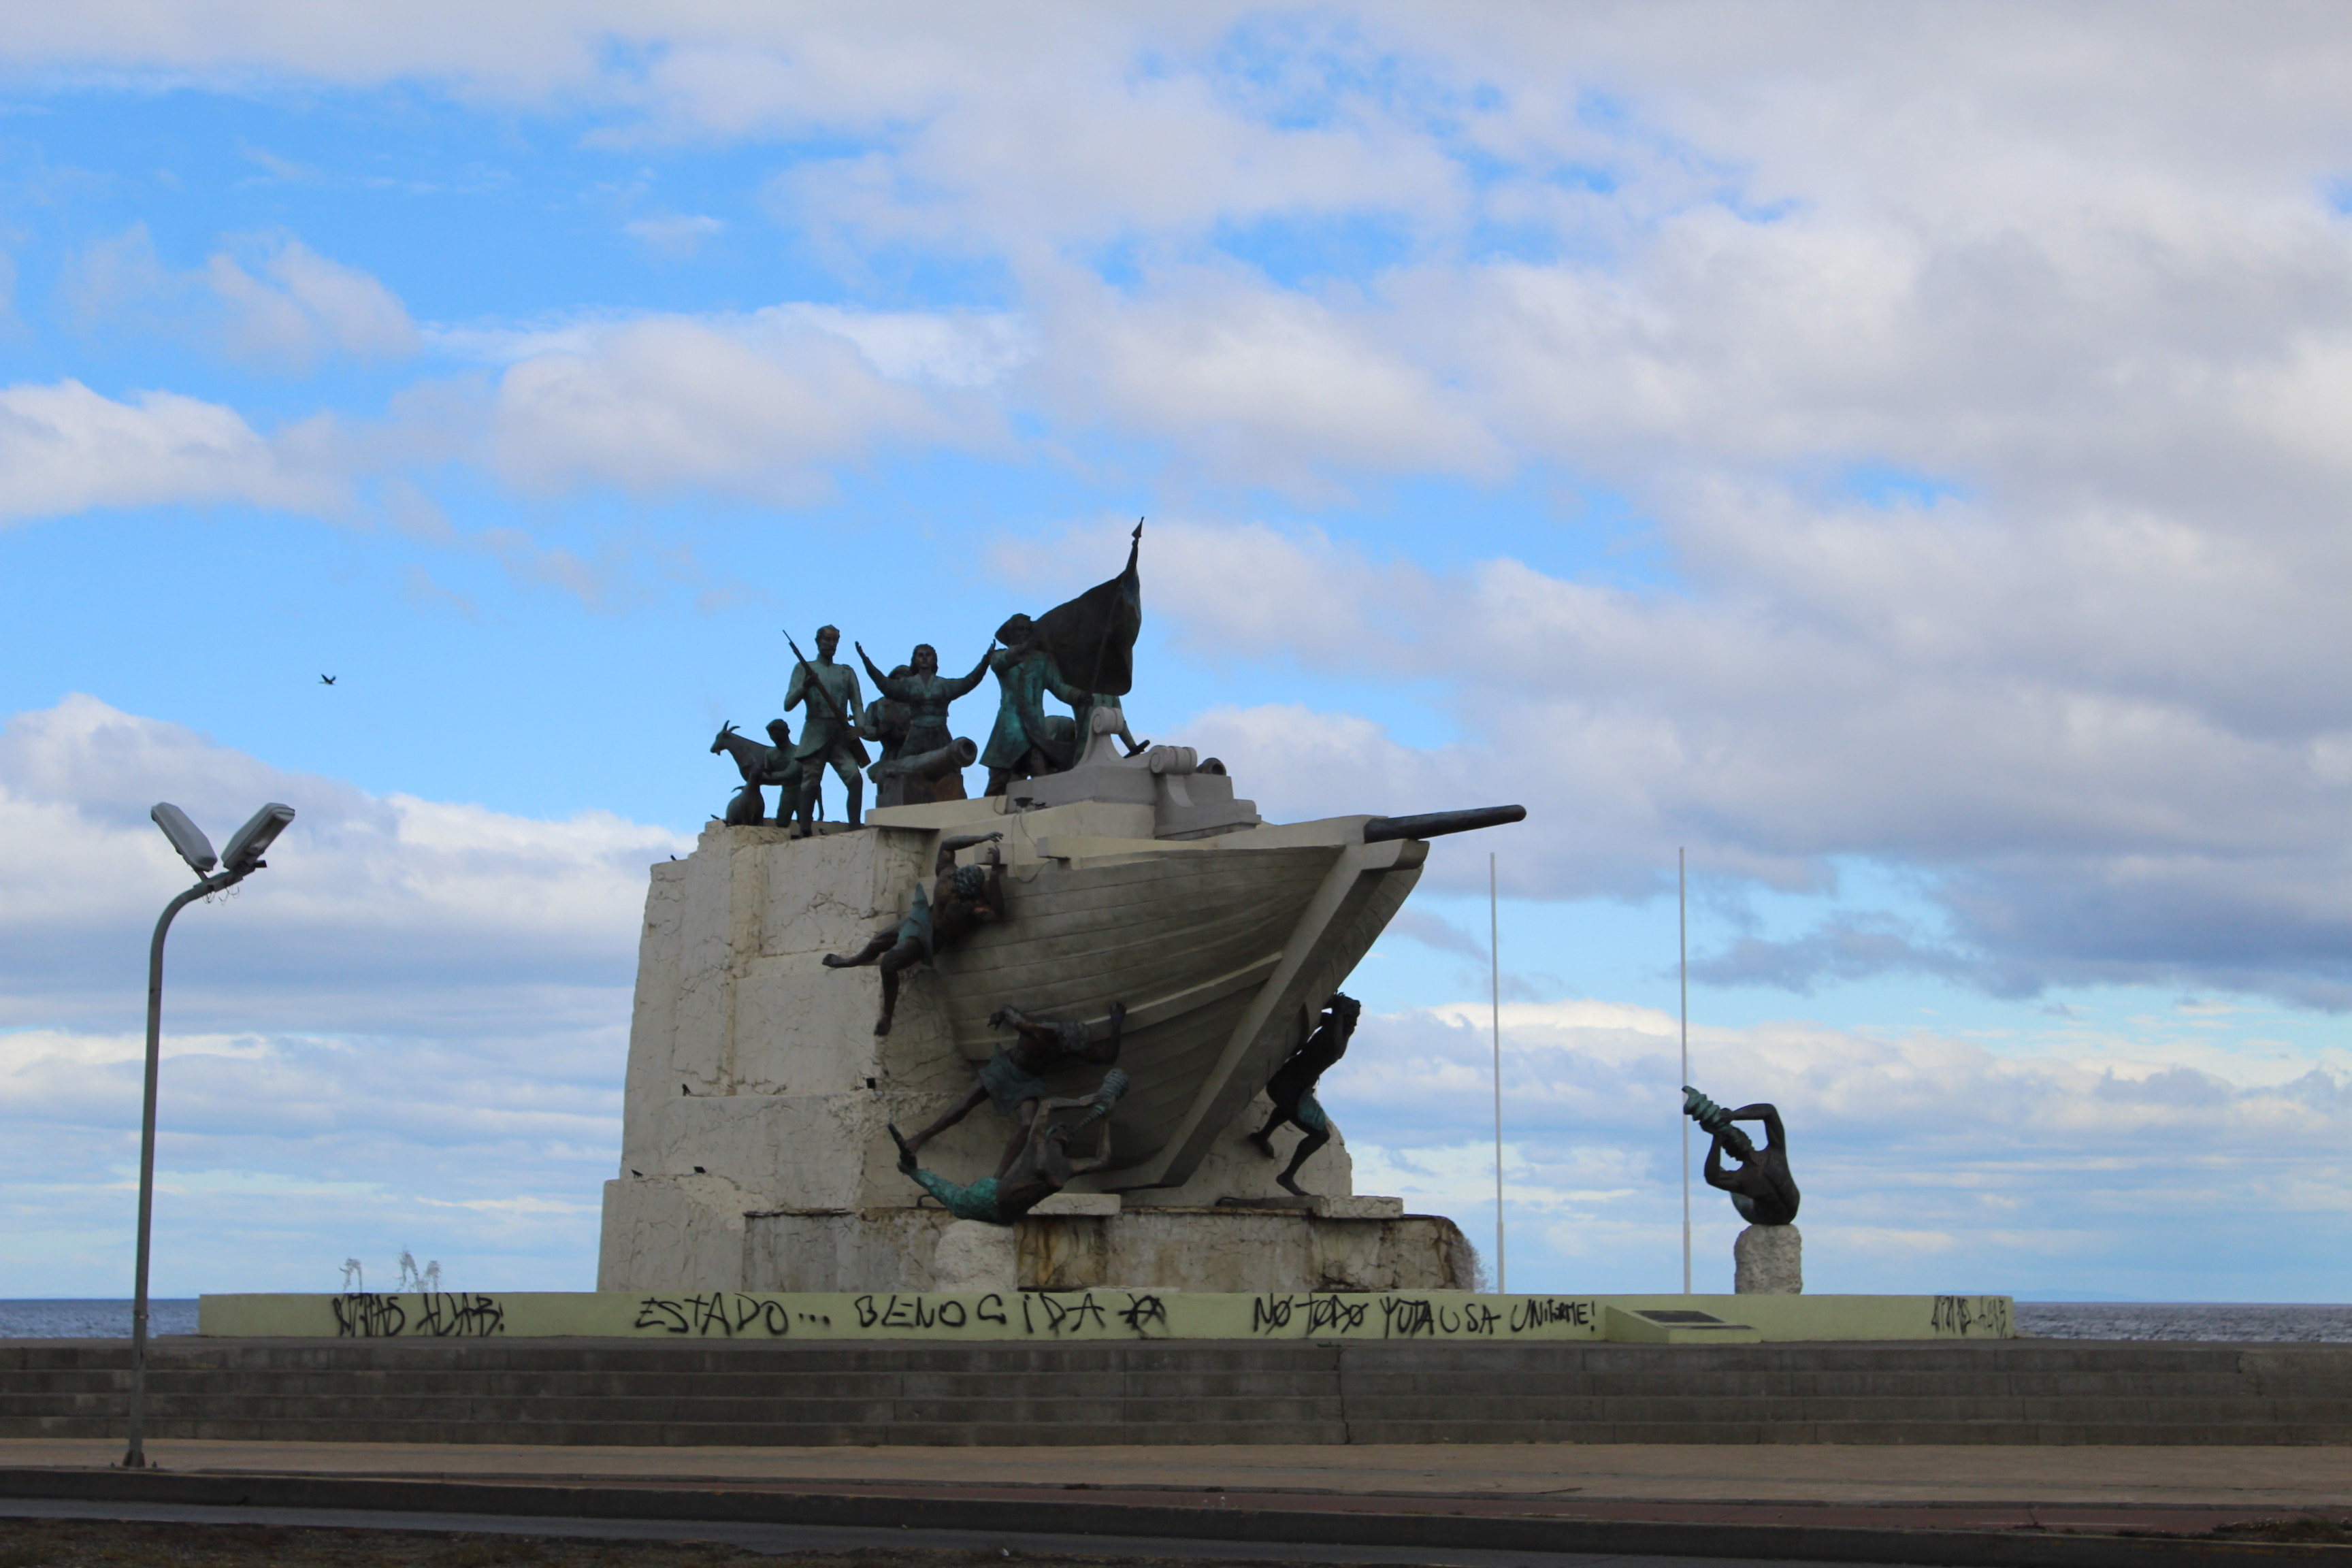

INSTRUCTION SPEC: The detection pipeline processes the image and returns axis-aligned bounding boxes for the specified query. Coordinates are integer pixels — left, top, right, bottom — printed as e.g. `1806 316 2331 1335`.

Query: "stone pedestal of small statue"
1734 1224 1802 1294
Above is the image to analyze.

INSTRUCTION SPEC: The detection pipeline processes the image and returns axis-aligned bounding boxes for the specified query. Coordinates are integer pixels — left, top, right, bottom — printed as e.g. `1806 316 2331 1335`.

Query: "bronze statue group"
702 525 1374 1227
708 523 1149 836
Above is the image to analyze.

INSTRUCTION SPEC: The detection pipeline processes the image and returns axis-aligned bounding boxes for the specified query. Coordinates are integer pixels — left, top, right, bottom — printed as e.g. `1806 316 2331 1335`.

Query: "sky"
3 1 2349 1304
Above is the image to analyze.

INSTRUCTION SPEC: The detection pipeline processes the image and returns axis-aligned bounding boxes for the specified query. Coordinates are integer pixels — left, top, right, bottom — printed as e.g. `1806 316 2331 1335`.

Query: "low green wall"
198 1290 2013 1343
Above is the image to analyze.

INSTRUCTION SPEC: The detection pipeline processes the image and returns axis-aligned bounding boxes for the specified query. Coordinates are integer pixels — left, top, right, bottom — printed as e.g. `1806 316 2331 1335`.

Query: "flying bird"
320 674 337 685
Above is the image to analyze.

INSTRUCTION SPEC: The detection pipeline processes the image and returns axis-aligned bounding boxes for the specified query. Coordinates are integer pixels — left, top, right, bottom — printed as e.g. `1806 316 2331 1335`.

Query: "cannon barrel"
885 736 980 781
1362 804 1527 843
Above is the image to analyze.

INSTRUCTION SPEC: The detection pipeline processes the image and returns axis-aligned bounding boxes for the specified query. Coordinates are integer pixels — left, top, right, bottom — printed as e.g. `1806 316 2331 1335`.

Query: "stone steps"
5 1337 2349 1446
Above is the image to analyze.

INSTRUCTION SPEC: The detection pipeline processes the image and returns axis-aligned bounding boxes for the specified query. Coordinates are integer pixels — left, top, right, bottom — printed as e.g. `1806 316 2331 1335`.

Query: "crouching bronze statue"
1684 1087 1800 1226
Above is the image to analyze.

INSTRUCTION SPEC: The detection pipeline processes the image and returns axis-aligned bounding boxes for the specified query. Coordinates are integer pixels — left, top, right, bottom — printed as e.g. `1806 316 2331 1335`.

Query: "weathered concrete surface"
732 1207 1473 1293
8 1431 2352 1507
602 816 1422 1294
6 1339 2347 1446
1735 1224 1803 1295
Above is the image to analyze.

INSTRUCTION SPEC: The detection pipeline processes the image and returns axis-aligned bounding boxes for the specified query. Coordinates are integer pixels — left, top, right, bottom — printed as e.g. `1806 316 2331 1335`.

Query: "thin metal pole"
1490 851 1505 1294
124 875 227 1470
1680 848 1690 1295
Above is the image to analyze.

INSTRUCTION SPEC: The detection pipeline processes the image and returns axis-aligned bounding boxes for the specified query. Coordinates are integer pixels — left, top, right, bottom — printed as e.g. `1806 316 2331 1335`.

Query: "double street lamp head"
150 800 295 883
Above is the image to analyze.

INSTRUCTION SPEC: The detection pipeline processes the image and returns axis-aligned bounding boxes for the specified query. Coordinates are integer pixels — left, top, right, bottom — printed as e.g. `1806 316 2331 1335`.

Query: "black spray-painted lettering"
1036 1292 1109 1335
635 1296 691 1335
1437 1301 1502 1336
332 1292 406 1338
1378 1296 1436 1338
632 1293 791 1337
412 1292 505 1338
1931 1296 2010 1338
1509 1297 1595 1332
1118 1293 1169 1334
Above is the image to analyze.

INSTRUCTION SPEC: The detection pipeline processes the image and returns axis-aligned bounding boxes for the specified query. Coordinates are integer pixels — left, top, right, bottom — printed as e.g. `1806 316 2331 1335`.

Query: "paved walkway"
5 1438 2348 1539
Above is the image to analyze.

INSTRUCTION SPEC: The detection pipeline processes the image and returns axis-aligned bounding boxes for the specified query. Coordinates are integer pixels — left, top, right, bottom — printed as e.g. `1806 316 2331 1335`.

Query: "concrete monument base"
598 815 1463 1296
1734 1223 1802 1294
601 1183 1471 1294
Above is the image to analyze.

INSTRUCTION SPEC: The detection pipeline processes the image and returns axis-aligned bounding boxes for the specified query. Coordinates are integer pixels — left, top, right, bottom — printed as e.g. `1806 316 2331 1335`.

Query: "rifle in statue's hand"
783 629 852 730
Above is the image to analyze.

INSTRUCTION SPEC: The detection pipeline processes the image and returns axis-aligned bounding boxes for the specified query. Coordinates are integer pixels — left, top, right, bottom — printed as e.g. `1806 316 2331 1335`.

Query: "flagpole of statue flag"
1490 850 1505 1294
1680 847 1691 1294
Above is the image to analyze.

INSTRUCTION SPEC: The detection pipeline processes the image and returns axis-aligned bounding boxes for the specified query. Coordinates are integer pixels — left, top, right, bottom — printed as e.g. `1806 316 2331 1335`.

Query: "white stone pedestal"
1734 1224 1802 1294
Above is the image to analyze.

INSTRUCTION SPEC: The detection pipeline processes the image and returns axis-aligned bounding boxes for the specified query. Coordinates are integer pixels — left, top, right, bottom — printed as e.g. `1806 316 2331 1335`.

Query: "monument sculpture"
858 641 990 805
894 1067 1130 1224
784 625 868 833
1684 1086 1803 1294
1249 992 1360 1195
822 831 1008 1035
603 527 1523 1295
893 1000 1128 1169
980 612 1091 794
710 719 799 827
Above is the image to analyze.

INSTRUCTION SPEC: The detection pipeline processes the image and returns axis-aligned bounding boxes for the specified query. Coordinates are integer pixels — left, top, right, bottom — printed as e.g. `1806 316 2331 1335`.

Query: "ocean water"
0 1299 199 1339
2015 1302 2352 1342
2 1298 2347 1341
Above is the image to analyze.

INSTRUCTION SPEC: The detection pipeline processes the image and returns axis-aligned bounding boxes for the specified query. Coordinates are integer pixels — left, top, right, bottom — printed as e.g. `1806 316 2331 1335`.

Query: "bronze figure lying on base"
891 1068 1128 1226
896 1000 1127 1175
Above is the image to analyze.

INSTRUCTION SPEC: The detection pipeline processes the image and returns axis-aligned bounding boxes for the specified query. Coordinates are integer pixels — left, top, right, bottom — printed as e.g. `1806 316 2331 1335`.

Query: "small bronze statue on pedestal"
821 832 1007 1034
1249 992 1361 1194
1684 1087 1800 1225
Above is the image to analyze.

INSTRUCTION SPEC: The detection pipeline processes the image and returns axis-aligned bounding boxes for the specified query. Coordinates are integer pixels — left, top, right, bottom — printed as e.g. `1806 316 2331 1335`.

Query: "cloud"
1113 511 2352 1009
63 225 418 372
622 212 725 257
1030 269 1506 494
0 694 687 1031
13 8 2352 1017
0 693 696 1294
486 308 1005 500
0 378 343 524
1325 996 2352 1296
206 238 419 368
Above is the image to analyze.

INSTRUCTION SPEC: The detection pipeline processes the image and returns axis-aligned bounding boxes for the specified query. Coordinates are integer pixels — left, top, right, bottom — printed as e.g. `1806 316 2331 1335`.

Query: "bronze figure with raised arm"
1684 1088 1801 1226
821 832 1006 1035
979 613 1091 795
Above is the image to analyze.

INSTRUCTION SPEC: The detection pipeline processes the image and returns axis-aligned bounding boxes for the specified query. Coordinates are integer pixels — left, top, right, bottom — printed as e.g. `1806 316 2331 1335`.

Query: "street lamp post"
122 801 295 1471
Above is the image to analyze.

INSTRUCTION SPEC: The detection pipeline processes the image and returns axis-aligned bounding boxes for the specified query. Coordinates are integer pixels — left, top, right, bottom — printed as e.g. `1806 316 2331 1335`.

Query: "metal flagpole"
1680 847 1690 1294
1491 851 1505 1294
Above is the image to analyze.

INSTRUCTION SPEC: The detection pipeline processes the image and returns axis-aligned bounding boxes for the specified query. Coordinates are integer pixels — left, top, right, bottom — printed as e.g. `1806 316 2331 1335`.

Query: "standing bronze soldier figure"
785 625 868 834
